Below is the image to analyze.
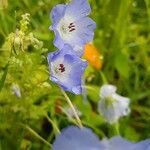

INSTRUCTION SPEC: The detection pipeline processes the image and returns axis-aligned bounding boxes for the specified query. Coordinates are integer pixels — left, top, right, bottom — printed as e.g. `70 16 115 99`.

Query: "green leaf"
115 52 129 78
0 63 9 92
86 85 100 102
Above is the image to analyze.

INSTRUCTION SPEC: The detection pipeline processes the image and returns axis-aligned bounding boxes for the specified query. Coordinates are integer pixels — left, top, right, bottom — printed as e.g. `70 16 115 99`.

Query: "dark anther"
59 64 65 73
68 23 76 32
69 28 75 32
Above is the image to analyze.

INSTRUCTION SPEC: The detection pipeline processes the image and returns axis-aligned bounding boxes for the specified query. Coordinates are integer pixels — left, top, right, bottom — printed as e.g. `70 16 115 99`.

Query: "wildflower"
83 43 103 70
52 126 103 150
50 0 96 56
101 136 150 150
20 13 30 33
47 44 87 94
11 83 21 98
98 84 130 124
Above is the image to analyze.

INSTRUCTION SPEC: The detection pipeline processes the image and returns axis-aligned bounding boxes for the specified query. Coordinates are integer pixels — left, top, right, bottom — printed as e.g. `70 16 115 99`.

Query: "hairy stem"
46 114 60 134
24 125 52 148
60 88 83 128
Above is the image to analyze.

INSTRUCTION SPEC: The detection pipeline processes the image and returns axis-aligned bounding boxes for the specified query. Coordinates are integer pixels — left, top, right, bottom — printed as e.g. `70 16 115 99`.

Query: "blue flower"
52 126 103 150
52 125 150 150
101 136 150 150
47 44 87 94
50 0 96 56
134 139 150 150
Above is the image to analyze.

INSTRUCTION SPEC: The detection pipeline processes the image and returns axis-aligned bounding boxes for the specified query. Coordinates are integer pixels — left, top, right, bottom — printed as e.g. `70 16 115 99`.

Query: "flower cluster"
48 0 96 94
47 1 150 150
52 126 150 150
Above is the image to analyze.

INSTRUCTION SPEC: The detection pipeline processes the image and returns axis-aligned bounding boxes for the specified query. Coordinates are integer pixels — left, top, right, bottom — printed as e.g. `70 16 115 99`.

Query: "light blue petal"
50 4 66 29
52 126 103 150
101 136 150 150
63 54 87 94
134 139 150 150
76 17 96 33
65 0 91 20
67 17 96 49
53 30 65 50
60 44 77 55
100 136 134 150
110 136 134 149
75 17 96 43
50 4 67 49
53 30 85 56
72 86 82 95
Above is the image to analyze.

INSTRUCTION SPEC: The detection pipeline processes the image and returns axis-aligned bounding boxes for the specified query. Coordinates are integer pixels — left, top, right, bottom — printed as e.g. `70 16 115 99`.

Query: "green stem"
144 0 150 28
46 115 60 134
24 125 52 148
60 106 79 126
110 122 120 136
0 63 9 92
60 88 83 128
114 122 120 135
99 71 108 84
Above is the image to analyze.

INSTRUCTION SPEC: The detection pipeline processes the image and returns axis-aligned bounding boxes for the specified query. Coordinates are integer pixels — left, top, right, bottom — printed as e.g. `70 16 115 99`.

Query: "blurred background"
0 0 150 149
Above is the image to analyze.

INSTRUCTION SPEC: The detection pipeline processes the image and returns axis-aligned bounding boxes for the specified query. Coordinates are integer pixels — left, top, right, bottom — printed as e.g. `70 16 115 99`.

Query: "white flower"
98 84 130 124
11 83 21 98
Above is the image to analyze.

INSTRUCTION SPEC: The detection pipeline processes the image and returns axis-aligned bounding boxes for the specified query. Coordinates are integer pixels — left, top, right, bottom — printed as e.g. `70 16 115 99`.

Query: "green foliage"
0 0 150 149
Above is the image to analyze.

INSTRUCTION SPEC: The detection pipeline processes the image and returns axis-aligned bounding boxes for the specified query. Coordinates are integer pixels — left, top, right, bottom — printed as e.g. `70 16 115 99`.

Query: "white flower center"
51 58 72 84
60 22 76 33
57 17 76 41
54 63 66 74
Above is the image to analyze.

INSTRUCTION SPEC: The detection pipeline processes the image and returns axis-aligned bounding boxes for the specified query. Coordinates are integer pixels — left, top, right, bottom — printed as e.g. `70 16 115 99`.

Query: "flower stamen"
68 23 76 32
58 64 65 73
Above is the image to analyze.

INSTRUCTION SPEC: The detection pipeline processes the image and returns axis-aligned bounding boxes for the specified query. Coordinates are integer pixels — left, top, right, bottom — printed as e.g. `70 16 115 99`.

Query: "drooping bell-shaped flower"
50 0 96 56
98 84 130 124
47 44 87 94
52 126 104 150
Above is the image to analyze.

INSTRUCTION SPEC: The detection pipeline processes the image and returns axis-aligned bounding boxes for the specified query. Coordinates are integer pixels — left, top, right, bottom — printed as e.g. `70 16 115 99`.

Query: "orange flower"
83 43 103 70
